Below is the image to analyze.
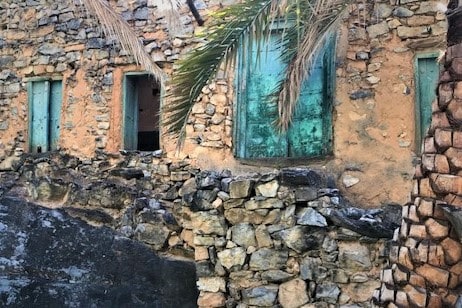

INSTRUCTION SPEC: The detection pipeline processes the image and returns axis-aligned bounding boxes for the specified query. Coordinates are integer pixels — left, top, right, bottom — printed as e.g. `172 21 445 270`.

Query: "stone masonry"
375 42 462 307
1 151 401 307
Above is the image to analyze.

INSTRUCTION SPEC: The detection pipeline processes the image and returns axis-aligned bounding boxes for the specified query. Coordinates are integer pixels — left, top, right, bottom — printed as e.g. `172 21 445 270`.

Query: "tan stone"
416 264 449 288
392 264 408 284
278 279 309 308
408 224 427 239
398 246 414 270
429 112 451 134
450 58 462 79
418 178 436 198
444 193 462 206
197 277 226 292
441 291 459 307
441 237 462 265
427 293 443 308
409 273 426 288
438 82 454 110
395 291 408 307
448 99 462 121
407 15 435 26
427 244 445 267
450 261 462 275
416 242 429 263
404 285 427 307
448 272 461 289
408 205 419 222
435 129 452 149
424 137 436 153
417 198 434 217
181 229 195 248
445 147 462 170
435 154 450 174
197 292 226 307
400 219 409 239
454 131 462 148
431 173 462 194
425 218 449 239
421 154 435 172
195 246 209 261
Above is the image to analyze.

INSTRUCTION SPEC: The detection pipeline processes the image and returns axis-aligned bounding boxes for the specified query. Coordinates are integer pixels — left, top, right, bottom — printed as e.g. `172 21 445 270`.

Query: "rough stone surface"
278 279 309 308
0 197 198 307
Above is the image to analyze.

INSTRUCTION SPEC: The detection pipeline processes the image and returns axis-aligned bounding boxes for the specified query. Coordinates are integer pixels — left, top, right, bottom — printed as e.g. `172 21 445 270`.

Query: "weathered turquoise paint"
29 81 50 153
49 81 63 150
28 80 62 153
414 54 440 153
123 75 139 150
235 33 334 159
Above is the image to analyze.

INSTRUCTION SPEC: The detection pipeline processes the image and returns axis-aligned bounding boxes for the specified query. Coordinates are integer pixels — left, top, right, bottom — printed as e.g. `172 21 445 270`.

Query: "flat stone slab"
0 197 198 307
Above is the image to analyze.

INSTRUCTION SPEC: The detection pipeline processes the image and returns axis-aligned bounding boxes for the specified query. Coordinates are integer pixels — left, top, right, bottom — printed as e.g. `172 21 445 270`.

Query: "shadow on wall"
0 197 198 308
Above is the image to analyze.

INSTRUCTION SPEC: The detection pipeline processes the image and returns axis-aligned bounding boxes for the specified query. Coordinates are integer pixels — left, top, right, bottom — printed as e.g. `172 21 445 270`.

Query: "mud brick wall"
376 42 462 307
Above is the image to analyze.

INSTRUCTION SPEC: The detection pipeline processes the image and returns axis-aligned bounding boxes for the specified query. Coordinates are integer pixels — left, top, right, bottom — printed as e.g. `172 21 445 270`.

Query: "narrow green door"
49 81 63 150
123 76 139 150
415 56 439 151
236 33 333 159
29 81 50 153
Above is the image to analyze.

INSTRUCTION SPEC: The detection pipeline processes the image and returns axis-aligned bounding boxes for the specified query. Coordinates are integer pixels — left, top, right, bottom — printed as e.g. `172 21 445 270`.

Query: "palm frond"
276 0 347 129
78 0 165 82
164 0 283 146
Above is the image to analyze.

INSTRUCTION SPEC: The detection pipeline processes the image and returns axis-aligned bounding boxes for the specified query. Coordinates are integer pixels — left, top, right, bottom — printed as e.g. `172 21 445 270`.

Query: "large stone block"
229 179 253 198
241 285 278 306
278 279 309 308
431 173 462 194
416 264 449 288
249 248 288 271
425 218 449 239
435 129 452 149
191 212 227 236
438 82 453 110
450 58 462 80
217 247 246 270
441 237 462 265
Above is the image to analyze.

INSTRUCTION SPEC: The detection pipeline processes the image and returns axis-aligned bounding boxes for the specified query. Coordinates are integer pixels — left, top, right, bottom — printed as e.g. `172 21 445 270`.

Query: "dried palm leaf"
276 0 347 129
77 0 165 82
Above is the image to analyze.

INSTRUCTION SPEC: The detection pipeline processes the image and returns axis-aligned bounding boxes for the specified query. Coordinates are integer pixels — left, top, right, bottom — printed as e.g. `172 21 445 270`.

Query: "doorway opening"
123 74 161 151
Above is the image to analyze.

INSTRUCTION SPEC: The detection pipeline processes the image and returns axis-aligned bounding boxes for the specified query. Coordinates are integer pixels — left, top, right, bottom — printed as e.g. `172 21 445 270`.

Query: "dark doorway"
123 74 161 151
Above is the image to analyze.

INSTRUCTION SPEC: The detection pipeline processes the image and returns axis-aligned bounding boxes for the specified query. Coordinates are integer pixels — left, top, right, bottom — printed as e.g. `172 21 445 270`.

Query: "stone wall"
375 42 462 307
1 151 401 307
0 0 449 207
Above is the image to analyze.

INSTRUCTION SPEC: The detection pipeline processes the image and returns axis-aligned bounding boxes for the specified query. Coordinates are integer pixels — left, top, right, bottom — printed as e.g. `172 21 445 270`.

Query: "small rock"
343 174 360 188
297 208 328 227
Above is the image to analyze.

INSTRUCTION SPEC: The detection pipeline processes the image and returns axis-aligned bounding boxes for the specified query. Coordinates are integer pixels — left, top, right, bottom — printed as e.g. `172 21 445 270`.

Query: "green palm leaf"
163 0 283 147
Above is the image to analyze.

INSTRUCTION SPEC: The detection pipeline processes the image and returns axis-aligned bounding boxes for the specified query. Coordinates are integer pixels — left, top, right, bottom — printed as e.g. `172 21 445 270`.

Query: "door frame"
27 77 63 153
413 51 440 154
122 71 163 151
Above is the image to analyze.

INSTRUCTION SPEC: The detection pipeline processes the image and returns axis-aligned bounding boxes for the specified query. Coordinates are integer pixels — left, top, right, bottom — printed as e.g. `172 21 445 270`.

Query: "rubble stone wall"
376 42 462 307
0 0 448 207
0 151 401 307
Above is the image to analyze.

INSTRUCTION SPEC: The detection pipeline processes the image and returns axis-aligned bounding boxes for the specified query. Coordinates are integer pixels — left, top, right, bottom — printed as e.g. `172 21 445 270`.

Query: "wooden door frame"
27 77 63 153
122 71 163 151
413 51 440 154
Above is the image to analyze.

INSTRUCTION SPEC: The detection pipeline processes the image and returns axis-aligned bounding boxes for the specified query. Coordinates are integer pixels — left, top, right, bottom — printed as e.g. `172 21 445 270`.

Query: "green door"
236 33 334 159
415 56 439 152
49 81 63 150
123 76 139 150
29 81 50 153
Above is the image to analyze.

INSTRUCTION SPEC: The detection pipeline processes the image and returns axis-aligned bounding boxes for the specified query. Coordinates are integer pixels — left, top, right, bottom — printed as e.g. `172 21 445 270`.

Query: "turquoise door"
49 81 63 150
236 33 334 159
30 81 50 153
415 56 439 152
123 76 139 150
